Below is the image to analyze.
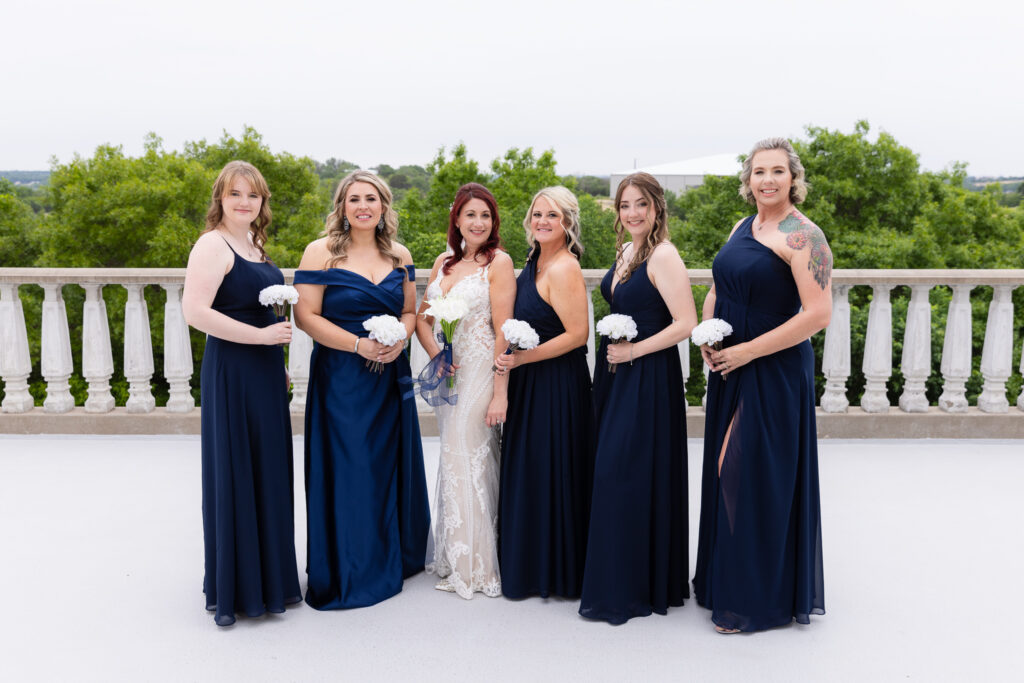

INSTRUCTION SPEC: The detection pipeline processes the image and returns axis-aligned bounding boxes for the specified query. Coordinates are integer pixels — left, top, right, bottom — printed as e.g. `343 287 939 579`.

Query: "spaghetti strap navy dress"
200 245 301 627
693 215 825 632
498 255 595 599
579 260 689 624
294 265 430 610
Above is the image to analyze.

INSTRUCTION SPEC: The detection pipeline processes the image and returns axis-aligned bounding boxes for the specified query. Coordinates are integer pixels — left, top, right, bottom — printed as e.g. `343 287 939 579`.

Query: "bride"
415 183 515 599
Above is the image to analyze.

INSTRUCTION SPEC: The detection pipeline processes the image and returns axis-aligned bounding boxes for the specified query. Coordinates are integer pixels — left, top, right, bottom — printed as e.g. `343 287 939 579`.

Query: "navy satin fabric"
498 256 595 599
693 215 825 631
579 261 689 624
295 265 431 610
200 251 301 626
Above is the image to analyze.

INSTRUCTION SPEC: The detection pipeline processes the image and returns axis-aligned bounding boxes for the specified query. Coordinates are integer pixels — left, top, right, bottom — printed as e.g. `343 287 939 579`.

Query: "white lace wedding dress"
425 263 502 598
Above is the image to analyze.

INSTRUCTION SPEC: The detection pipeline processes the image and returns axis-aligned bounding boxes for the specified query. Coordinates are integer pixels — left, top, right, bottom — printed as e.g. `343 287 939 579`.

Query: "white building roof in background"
612 153 741 177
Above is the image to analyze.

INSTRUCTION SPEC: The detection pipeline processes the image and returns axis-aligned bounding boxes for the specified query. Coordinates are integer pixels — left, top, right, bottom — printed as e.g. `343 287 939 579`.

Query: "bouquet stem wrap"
417 333 457 406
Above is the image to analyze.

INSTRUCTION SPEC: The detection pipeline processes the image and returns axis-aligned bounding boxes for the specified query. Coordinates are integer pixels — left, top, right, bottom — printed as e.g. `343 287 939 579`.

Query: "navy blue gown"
498 256 595 599
200 247 301 627
579 261 689 624
693 215 825 632
294 265 430 610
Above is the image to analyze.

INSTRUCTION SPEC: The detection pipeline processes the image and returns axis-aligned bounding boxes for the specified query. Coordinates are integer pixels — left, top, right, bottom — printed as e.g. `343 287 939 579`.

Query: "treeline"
1 121 1022 409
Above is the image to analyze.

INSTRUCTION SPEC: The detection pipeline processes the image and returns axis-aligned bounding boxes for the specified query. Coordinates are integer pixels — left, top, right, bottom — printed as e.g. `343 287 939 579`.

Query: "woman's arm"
606 243 697 365
485 253 516 425
182 232 291 345
710 216 833 377
498 259 589 370
292 239 392 362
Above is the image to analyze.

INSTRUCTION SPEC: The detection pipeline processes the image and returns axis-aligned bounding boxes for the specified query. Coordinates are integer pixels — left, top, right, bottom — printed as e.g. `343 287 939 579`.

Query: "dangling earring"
342 216 350 232
377 217 385 233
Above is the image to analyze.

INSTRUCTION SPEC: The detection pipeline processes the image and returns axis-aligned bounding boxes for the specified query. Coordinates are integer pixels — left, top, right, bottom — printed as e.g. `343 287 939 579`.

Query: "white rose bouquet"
492 319 541 372
595 313 638 373
258 284 299 346
422 293 470 388
691 317 734 380
362 314 408 373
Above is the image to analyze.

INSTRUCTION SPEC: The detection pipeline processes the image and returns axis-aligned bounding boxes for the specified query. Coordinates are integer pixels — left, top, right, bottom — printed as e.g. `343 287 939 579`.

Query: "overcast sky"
3 0 1022 176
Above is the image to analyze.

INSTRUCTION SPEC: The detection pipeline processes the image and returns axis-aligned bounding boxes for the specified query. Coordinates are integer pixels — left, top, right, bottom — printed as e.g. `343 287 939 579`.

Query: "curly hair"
523 186 584 260
203 160 272 261
322 170 402 269
739 137 809 205
612 172 669 283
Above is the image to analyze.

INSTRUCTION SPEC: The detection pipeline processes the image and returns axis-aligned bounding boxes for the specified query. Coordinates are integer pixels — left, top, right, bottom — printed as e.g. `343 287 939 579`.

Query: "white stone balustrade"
1 268 1023 422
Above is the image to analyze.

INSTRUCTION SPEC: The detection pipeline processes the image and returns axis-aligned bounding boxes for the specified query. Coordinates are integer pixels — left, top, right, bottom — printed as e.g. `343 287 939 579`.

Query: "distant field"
0 170 49 185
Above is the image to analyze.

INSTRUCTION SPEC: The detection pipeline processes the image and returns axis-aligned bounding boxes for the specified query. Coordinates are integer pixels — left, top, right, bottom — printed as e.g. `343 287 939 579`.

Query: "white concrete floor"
0 435 1022 682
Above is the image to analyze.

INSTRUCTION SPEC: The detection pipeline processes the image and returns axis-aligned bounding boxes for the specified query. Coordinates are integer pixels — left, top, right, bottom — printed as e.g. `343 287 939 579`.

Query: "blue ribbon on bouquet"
417 334 458 406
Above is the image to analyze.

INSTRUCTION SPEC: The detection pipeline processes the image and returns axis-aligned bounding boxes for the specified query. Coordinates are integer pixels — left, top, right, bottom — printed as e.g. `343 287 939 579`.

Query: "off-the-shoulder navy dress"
294 265 430 610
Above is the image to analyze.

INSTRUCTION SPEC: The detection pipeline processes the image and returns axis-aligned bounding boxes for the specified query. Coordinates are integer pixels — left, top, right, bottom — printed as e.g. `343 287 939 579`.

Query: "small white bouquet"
422 293 470 388
258 284 299 318
595 313 638 373
362 314 408 373
258 284 299 346
691 318 734 380
492 319 540 372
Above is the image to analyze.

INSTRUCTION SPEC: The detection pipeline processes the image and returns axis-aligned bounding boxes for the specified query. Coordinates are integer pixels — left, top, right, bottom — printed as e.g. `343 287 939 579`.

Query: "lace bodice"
425 264 495 364
424 261 502 599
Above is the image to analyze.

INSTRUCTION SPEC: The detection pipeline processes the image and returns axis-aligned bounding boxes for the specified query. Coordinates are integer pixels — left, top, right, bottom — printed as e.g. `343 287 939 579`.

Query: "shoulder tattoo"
778 211 832 290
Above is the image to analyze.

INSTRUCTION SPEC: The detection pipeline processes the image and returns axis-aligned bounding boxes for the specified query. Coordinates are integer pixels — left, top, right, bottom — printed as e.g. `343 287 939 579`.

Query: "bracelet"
353 337 361 354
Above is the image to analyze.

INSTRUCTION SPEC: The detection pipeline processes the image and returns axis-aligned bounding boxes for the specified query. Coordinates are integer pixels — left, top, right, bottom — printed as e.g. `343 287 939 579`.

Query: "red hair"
442 183 502 274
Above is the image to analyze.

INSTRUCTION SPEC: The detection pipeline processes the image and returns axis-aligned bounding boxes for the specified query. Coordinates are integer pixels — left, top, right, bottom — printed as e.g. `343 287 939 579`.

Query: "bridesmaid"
293 170 430 610
182 160 301 626
493 186 595 600
693 137 830 633
579 172 698 625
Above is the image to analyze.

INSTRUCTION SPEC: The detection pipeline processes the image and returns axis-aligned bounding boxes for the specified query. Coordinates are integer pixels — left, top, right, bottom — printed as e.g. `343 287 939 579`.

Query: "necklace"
461 254 477 262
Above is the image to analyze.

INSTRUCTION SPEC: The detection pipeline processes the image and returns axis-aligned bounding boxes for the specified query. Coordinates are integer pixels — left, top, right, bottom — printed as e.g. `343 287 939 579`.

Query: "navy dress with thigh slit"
693 215 825 632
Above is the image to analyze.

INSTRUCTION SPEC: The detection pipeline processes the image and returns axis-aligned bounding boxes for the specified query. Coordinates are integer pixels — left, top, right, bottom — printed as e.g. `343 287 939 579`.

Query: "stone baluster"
898 284 932 413
123 283 156 413
860 284 893 413
820 284 851 413
0 283 35 413
81 283 115 413
41 283 75 413
978 285 1014 413
678 337 690 401
162 283 194 413
289 325 314 414
938 285 974 413
1018 338 1024 412
586 285 596 375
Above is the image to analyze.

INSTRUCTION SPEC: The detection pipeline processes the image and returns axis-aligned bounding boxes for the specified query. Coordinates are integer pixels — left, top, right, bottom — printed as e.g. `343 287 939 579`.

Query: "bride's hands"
485 395 507 427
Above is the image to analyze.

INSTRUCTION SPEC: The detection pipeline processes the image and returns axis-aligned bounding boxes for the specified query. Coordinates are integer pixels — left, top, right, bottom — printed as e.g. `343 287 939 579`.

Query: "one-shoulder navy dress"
498 256 595 599
579 260 689 624
294 265 431 610
200 246 301 627
693 215 825 632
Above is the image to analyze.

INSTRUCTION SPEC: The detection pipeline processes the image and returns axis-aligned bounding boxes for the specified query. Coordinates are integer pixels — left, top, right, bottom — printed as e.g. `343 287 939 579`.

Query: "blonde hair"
203 161 272 261
322 170 401 269
523 186 584 260
739 137 808 205
613 172 669 283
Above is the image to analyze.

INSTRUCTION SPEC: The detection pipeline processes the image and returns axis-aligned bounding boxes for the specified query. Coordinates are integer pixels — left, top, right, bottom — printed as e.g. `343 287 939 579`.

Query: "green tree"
0 178 40 266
